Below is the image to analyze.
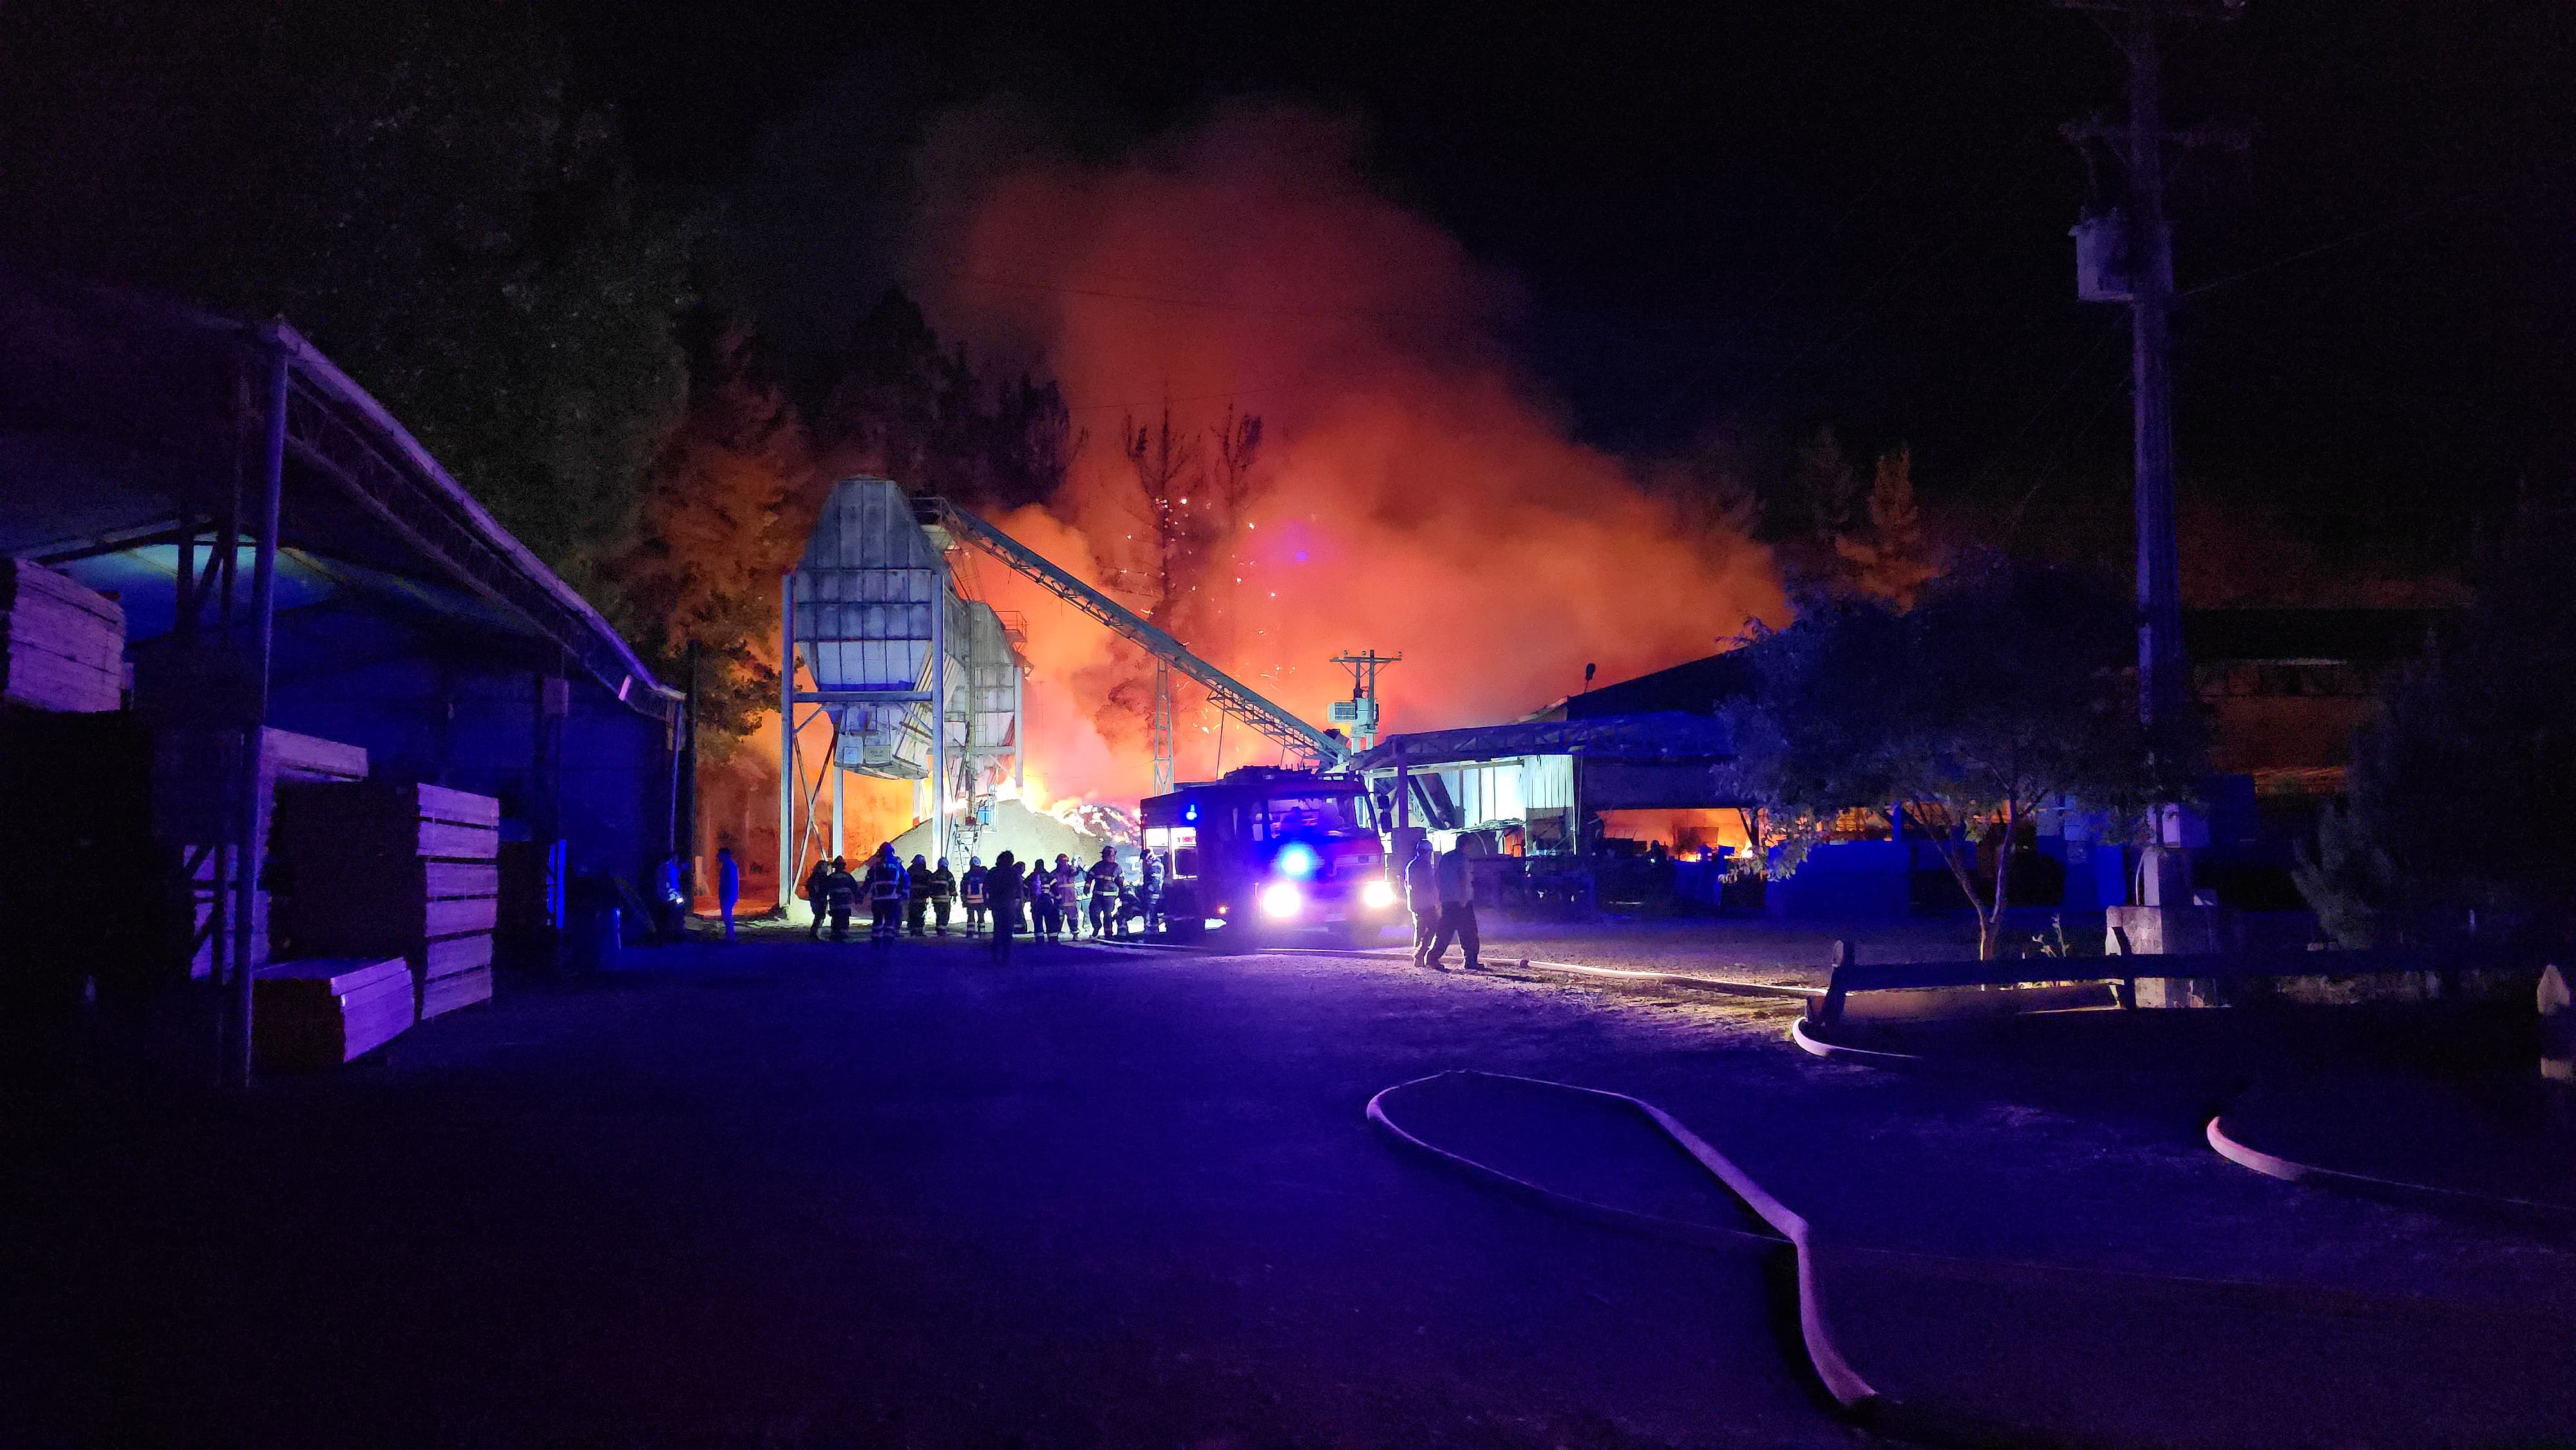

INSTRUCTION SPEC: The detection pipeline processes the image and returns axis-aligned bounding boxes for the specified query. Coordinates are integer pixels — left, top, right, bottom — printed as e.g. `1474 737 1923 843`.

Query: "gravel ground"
7 935 1848 1450
11 930 2570 1447
1321 913 2062 988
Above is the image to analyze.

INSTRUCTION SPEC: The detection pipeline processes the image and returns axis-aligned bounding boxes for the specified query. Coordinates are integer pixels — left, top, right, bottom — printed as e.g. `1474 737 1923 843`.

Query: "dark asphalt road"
9 936 1848 1449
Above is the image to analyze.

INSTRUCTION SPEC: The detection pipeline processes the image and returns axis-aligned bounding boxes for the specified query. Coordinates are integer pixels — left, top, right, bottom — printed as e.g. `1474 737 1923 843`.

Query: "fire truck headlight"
1274 842 1319 879
1360 879 1397 910
1258 882 1303 919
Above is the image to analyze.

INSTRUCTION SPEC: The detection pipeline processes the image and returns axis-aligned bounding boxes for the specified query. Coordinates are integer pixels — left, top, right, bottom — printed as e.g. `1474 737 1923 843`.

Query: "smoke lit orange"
916 105 1785 805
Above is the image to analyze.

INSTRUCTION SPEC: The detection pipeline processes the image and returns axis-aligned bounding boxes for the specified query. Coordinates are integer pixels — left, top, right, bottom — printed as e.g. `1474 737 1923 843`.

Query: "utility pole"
1328 650 1401 751
2061 0 2242 745
2061 0 2245 952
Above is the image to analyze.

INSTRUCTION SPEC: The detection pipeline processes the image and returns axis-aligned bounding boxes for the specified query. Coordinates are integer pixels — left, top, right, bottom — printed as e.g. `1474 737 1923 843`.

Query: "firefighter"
1402 836 1439 968
1084 846 1123 939
822 856 858 942
715 845 741 944
1026 855 1056 941
1050 853 1082 941
927 857 957 935
987 851 1023 963
1139 847 1164 935
906 854 933 936
1030 852 1058 941
1424 840 1481 971
803 857 834 941
866 844 908 948
961 856 989 935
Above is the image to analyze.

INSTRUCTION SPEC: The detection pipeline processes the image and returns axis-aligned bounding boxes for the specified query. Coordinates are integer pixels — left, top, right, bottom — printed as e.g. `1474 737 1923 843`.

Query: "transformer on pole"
1327 650 1401 752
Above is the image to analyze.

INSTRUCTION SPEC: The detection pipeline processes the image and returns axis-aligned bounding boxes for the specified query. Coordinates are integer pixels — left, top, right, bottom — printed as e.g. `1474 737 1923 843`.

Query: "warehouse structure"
0 269 680 1050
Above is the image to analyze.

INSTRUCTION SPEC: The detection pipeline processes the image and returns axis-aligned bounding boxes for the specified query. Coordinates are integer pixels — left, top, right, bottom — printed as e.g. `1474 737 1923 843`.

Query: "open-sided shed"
0 268 679 1018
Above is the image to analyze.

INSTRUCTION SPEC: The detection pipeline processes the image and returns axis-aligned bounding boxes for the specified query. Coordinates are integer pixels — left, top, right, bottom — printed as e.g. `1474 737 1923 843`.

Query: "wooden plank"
3 619 126 670
424 932 493 977
1 559 122 624
421 966 493 1019
426 862 500 898
413 782 501 827
419 820 500 860
260 728 369 782
3 644 124 685
254 956 411 999
0 655 121 698
424 896 498 936
0 648 120 711
253 963 416 1069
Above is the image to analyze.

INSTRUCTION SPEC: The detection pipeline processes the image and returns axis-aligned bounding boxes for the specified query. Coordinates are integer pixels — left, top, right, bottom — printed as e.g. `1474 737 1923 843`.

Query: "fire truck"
1141 767 1399 944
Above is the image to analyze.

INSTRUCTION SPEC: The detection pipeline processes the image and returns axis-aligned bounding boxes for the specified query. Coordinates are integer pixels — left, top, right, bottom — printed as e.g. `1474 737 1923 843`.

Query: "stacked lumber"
252 957 413 1068
0 559 123 713
158 728 369 979
273 782 500 1019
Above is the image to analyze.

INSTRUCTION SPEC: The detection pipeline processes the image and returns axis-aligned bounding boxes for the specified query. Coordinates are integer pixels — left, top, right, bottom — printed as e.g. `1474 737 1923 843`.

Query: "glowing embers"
1273 842 1320 879
1258 881 1303 919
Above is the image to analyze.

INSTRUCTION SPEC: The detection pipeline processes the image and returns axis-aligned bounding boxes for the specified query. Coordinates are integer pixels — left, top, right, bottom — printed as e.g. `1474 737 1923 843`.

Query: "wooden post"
1816 938 1855 1030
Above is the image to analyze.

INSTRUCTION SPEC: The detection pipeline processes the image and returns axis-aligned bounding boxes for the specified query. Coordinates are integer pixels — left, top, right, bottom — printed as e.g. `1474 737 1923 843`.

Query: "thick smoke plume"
916 106 1783 805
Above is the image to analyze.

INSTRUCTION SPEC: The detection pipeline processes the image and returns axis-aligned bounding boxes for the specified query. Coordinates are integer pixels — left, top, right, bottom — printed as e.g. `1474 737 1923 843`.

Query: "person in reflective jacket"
1401 837 1439 968
866 845 908 948
1139 848 1165 934
1423 841 1481 971
906 854 933 937
1051 854 1083 940
821 857 858 942
927 858 958 936
1084 847 1124 939
961 858 989 935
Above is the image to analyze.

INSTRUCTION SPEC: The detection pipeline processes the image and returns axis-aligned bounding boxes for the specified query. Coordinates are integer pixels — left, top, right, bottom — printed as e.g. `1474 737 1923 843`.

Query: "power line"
1967 315 2126 493
2183 160 2568 300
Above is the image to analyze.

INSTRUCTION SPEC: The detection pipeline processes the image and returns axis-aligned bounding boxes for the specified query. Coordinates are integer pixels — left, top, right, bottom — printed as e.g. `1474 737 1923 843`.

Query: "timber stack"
272 782 501 1019
0 559 122 713
252 957 415 1068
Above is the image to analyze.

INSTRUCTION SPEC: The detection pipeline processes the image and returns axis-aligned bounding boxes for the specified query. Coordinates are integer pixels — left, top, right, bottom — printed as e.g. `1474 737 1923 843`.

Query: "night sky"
569 0 2574 583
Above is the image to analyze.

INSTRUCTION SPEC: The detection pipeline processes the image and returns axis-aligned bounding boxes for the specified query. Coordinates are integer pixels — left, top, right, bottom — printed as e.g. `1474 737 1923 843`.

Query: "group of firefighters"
781 832 1481 972
799 843 1162 954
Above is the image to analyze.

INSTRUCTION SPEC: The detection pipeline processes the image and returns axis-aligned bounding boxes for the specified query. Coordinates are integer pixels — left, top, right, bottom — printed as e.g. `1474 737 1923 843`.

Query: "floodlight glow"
1360 879 1396 910
1274 842 1320 878
1258 882 1303 919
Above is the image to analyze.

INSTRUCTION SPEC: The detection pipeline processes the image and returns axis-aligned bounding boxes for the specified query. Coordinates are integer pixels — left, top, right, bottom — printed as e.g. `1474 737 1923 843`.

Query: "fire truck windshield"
1260 793 1373 837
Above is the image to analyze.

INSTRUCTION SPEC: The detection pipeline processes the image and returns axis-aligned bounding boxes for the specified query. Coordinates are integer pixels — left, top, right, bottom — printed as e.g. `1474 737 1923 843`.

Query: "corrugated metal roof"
1350 711 1738 772
0 265 674 717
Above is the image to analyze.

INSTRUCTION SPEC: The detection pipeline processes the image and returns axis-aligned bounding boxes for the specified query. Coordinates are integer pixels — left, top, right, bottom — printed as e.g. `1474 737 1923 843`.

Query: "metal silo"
779 478 979 906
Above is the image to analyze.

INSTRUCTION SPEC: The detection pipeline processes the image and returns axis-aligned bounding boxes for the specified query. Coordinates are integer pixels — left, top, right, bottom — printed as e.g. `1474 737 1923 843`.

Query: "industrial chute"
779 478 1345 912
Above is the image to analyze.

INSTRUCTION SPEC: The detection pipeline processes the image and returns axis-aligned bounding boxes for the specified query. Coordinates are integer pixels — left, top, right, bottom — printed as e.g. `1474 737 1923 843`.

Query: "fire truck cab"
1141 767 1399 944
